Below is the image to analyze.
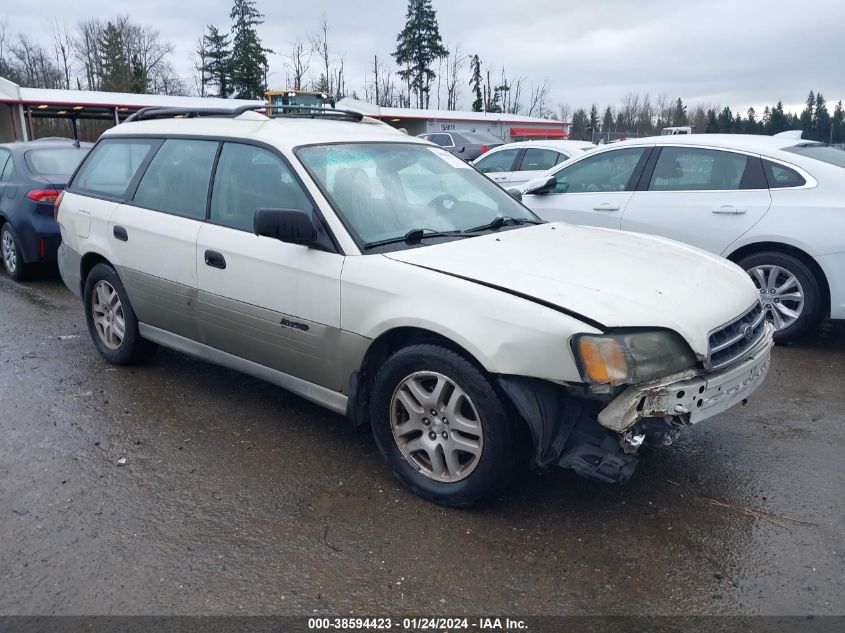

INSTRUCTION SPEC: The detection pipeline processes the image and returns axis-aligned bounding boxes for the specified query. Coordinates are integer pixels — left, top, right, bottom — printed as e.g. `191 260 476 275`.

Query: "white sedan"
472 140 596 187
520 134 845 342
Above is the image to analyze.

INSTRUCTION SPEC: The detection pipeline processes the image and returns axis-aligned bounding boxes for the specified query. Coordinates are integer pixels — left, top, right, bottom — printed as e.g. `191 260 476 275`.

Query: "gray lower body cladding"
497 375 638 484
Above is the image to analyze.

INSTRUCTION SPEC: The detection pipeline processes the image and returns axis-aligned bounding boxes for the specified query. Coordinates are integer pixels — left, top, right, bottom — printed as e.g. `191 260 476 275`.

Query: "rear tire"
83 263 157 365
1 223 29 282
738 251 823 343
370 343 526 507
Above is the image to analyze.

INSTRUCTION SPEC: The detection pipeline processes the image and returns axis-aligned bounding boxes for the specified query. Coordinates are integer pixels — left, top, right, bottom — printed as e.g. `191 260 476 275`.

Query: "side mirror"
254 208 317 245
506 187 522 202
458 146 466 153
523 174 556 195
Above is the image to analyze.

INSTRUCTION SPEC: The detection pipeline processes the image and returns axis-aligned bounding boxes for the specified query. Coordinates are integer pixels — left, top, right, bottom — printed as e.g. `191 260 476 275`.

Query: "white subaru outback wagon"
56 105 774 506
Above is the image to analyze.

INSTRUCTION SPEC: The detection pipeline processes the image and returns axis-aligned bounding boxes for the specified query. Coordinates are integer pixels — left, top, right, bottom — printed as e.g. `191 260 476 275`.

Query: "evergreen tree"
705 109 719 133
745 107 758 135
799 91 815 139
393 0 448 109
769 101 788 134
672 98 688 127
468 54 482 112
717 106 733 133
731 111 744 134
570 108 588 141
813 92 831 143
202 25 232 98
833 101 844 144
229 0 270 99
587 104 600 142
99 21 130 92
601 106 614 136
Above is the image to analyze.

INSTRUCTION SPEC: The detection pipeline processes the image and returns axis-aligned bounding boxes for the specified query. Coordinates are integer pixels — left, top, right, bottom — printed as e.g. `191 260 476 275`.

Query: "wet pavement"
0 272 843 616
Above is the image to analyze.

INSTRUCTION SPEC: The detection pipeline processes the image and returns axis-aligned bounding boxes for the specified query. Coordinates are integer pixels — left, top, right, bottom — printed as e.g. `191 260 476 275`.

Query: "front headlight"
573 330 698 386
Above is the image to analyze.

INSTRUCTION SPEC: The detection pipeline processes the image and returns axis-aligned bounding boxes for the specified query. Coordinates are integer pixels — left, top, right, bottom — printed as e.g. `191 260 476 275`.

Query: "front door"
195 141 345 390
523 145 651 229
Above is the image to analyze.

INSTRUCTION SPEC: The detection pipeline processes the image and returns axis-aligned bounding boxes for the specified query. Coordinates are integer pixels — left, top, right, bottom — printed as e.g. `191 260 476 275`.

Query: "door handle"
712 205 747 215
492 175 508 181
593 203 621 211
113 225 128 241
204 250 226 269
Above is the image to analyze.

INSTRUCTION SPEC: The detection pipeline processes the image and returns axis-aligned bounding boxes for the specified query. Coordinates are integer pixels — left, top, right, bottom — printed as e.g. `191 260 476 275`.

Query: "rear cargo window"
783 144 845 169
25 148 89 177
71 139 157 198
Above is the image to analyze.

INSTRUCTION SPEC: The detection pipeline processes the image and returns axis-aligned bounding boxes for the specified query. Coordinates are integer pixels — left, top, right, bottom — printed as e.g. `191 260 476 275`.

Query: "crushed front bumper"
597 324 774 433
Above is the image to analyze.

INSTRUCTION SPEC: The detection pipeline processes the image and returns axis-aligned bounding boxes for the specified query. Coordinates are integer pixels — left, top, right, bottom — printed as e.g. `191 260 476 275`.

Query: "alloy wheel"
390 371 484 483
1 228 17 274
91 280 126 350
747 264 805 331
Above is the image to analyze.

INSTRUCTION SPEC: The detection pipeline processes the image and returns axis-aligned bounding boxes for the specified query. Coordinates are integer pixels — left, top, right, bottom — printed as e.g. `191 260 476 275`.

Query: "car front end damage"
498 320 774 485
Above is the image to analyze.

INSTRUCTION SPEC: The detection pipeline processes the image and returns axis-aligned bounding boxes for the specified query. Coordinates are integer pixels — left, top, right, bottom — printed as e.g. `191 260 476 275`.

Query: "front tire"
1 223 29 281
83 263 157 365
739 251 823 343
370 344 526 507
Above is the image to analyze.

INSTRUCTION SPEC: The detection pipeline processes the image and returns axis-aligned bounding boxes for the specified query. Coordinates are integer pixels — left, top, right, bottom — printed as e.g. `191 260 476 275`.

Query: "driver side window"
550 147 648 193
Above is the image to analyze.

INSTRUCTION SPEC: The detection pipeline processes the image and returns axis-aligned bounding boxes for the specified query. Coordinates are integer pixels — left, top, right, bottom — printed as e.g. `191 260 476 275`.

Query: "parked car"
417 130 504 161
57 107 772 506
519 134 845 342
472 140 596 187
0 139 91 280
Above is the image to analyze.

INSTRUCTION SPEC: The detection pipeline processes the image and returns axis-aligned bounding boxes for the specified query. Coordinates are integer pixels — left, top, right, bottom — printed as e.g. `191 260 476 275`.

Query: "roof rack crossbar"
231 104 364 121
124 104 364 123
125 106 241 123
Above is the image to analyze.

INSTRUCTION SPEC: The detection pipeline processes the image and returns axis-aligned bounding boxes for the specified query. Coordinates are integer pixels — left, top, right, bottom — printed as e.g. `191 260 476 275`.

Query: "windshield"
297 142 538 248
783 144 845 168
26 148 89 177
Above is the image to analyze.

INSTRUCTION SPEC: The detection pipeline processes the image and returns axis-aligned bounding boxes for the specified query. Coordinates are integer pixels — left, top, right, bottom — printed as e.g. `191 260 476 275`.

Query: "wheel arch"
80 251 116 296
347 326 513 428
726 241 831 316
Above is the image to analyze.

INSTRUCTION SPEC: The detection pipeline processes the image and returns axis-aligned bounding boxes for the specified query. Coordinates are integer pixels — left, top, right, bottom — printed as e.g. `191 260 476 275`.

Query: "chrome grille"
707 302 767 370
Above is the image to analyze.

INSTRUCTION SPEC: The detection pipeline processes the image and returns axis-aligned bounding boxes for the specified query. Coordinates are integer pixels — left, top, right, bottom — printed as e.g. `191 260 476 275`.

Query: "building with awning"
0 76 569 143
337 98 569 141
0 76 261 142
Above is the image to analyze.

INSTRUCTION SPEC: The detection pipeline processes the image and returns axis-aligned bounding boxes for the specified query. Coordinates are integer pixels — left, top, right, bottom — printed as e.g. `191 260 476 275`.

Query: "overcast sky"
4 0 845 115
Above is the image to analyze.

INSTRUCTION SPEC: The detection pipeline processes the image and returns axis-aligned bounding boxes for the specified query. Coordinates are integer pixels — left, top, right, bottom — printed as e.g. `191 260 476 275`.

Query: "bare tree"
309 14 333 95
444 41 466 111
527 80 550 117
285 38 311 90
50 20 74 89
74 19 104 91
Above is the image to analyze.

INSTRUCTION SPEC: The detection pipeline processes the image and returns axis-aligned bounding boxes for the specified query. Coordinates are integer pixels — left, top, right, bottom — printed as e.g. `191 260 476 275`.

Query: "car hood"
383 223 760 358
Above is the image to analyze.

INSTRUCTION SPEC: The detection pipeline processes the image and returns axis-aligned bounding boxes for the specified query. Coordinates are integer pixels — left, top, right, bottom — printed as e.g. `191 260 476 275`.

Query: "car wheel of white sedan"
739 252 822 343
370 343 527 507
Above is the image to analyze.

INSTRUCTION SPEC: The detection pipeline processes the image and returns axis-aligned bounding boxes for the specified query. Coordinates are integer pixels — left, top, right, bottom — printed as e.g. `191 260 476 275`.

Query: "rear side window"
519 148 561 171
649 147 749 191
133 139 218 219
72 139 157 198
474 148 519 174
428 134 453 147
763 160 807 188
210 143 312 232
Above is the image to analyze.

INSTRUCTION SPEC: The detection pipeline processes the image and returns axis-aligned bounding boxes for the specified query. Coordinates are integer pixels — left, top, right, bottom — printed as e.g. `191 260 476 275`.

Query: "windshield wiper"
464 216 544 233
362 228 466 250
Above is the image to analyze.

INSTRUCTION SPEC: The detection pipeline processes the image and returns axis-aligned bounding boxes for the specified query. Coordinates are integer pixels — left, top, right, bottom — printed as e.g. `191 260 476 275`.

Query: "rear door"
522 145 651 229
195 141 345 390
509 147 565 186
109 138 218 338
473 148 522 186
620 146 772 254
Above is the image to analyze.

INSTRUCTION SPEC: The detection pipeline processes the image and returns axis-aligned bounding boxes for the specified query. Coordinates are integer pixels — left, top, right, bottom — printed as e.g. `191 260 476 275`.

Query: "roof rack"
124 104 364 123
